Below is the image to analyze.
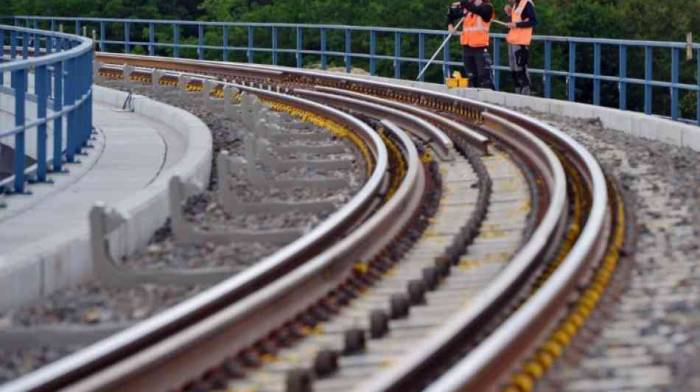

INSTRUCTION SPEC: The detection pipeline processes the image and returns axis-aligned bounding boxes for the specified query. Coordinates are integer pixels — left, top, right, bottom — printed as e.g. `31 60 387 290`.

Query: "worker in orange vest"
505 0 537 95
447 0 495 89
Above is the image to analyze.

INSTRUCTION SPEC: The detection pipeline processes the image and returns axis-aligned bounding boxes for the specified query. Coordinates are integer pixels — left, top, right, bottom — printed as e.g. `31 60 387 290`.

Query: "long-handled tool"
416 17 464 81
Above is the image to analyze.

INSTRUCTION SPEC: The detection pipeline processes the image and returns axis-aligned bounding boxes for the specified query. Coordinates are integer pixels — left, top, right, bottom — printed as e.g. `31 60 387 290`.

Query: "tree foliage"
4 1 698 118
5 0 698 41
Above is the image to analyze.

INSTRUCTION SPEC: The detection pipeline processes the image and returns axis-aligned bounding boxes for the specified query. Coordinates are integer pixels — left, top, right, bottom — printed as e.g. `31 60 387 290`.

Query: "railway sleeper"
217 152 336 216
168 176 303 247
89 202 237 289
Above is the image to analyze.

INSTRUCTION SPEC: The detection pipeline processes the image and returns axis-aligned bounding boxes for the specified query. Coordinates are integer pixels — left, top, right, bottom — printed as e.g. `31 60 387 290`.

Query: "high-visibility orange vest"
460 13 491 48
506 0 534 45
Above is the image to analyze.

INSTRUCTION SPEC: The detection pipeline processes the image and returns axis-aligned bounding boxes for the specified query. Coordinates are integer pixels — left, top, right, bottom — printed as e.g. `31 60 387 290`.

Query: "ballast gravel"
95 79 365 272
524 113 700 392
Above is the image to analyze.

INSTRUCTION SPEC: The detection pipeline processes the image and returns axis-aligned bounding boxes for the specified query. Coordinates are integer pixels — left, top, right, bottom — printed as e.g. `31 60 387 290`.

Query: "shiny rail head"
0 71 389 392
293 88 455 161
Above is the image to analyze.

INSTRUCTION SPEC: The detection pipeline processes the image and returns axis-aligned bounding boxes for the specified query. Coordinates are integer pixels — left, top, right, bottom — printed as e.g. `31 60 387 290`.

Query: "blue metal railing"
11 16 700 125
0 24 93 194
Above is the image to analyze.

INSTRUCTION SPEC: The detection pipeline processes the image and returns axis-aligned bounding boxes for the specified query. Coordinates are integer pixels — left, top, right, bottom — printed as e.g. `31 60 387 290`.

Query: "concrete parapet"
92 85 213 257
0 85 213 310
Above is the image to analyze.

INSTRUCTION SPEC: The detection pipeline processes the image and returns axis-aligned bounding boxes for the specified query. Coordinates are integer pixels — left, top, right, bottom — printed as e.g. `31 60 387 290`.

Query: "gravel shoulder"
526 112 700 392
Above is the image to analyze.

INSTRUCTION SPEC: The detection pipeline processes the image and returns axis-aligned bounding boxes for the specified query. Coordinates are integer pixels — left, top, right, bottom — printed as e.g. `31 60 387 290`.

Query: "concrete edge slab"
343 72 699 153
0 85 213 311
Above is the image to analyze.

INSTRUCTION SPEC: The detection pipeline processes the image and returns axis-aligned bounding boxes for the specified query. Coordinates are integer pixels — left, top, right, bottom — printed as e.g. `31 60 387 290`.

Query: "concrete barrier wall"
92 85 213 258
349 73 700 151
0 86 212 310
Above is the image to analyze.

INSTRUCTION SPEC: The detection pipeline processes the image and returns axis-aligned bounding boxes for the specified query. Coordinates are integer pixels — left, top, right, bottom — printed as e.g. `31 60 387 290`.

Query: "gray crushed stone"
0 347 75 384
525 113 700 392
1 282 203 327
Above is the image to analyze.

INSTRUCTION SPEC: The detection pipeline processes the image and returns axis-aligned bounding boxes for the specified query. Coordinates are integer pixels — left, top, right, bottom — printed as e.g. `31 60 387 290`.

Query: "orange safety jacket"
460 12 491 48
506 0 534 46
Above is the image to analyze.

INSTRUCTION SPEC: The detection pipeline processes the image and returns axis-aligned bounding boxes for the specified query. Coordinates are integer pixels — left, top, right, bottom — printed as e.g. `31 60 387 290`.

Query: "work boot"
521 86 531 96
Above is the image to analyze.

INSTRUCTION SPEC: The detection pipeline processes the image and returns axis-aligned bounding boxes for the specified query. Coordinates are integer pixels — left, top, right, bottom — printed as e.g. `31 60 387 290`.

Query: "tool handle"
416 17 464 81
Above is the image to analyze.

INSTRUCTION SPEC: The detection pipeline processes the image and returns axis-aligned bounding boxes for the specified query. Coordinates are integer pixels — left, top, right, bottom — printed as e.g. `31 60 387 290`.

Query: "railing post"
418 33 425 82
149 23 155 56
0 30 4 73
75 20 80 35
84 52 92 146
344 29 351 73
46 31 53 54
567 41 576 101
124 22 130 54
99 21 105 52
369 30 377 76
50 19 56 32
87 52 94 142
22 31 29 60
593 42 601 106
296 27 303 68
36 65 49 182
10 30 17 59
65 58 77 163
493 37 500 90
271 26 278 65
11 69 27 193
697 48 699 125
198 24 204 60
671 47 680 120
247 26 253 63
443 33 451 80
619 45 627 110
394 32 402 79
78 53 86 147
173 23 180 58
52 61 64 172
644 46 653 115
320 28 327 70
223 25 229 62
33 31 40 57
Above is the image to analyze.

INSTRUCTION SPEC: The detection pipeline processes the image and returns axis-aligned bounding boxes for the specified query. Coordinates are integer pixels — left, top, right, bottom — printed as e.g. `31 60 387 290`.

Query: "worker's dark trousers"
463 46 494 89
508 44 532 94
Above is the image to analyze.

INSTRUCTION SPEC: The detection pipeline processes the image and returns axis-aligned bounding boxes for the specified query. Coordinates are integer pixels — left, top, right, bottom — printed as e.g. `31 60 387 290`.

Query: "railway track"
1 54 627 392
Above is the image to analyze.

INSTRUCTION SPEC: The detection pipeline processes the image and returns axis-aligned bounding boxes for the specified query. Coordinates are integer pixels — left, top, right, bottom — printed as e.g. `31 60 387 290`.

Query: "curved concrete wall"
0 86 212 310
350 73 700 151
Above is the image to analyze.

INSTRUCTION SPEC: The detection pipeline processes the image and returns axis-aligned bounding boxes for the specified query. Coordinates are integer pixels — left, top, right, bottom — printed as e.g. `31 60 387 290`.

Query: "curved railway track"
0 54 628 392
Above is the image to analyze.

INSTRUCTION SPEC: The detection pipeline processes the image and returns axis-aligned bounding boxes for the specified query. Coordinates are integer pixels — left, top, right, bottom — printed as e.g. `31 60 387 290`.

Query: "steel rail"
0 84 389 392
111 60 612 392
6 54 611 392
94 57 576 391
361 111 609 391
310 85 490 154
355 105 569 392
421 112 610 392
293 88 454 160
58 118 424 392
